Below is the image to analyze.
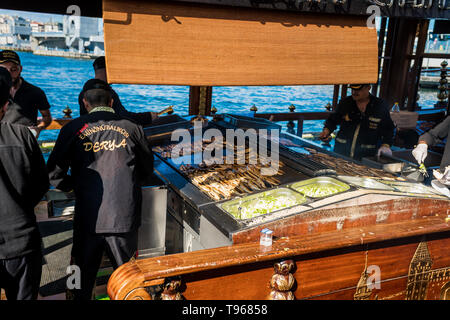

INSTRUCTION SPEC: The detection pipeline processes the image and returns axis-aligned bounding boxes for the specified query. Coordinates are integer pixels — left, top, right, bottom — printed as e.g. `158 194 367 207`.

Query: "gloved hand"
377 144 392 157
435 166 450 186
412 143 428 164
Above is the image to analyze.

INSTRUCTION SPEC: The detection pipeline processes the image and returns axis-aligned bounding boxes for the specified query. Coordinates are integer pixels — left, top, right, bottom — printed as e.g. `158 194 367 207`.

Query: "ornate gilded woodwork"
160 277 184 300
268 259 296 300
354 241 450 300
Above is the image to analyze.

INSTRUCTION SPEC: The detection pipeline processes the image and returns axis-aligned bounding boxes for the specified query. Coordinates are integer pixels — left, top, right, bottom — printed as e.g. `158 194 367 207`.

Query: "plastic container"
260 228 273 246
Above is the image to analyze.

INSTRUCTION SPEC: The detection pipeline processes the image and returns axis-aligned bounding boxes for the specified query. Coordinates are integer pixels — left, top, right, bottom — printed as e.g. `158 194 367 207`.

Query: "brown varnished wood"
107 259 152 300
102 0 378 86
107 212 450 299
232 197 450 244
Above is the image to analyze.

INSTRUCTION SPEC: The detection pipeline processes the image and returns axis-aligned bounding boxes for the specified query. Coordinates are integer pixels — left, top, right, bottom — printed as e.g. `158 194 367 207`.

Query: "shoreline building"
0 13 104 58
0 14 31 50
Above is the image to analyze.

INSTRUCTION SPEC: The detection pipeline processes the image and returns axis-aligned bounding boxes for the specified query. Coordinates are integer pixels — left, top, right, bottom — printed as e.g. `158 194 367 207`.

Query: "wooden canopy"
103 0 378 86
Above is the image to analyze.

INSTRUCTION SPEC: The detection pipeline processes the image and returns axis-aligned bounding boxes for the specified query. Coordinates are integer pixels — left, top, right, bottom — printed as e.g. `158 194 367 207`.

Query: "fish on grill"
303 148 405 181
180 162 284 201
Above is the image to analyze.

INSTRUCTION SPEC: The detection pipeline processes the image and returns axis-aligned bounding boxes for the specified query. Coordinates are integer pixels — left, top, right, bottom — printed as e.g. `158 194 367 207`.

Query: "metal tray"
218 187 308 221
288 177 351 199
336 175 395 191
361 155 406 174
376 180 438 195
144 114 191 139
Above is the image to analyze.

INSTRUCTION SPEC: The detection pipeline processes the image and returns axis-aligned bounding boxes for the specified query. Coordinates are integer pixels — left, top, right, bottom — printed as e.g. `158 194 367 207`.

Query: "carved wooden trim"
124 287 152 300
160 277 184 300
269 259 296 300
107 260 151 300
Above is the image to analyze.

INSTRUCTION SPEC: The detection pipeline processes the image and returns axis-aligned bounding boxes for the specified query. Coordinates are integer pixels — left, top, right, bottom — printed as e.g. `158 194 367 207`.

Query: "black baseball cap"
0 67 13 105
349 84 370 90
0 50 21 65
82 78 111 92
93 56 106 70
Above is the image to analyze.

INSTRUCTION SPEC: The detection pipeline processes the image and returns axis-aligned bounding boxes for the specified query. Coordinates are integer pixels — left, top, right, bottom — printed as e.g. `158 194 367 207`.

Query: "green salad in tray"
289 177 350 198
221 188 307 220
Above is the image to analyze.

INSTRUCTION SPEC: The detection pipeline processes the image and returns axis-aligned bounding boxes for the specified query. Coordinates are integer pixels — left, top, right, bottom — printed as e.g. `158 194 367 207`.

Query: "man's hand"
412 143 428 164
319 127 331 142
377 144 392 157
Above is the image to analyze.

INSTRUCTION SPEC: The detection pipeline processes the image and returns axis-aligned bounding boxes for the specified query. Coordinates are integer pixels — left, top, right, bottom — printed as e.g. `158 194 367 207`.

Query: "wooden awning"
103 0 378 86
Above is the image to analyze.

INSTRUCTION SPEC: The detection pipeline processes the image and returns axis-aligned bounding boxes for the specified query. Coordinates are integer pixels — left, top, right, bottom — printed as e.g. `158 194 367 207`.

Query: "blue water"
14 51 442 142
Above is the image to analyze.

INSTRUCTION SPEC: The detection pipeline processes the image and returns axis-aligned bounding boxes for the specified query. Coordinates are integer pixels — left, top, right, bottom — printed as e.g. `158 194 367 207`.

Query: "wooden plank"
103 0 378 86
46 119 71 130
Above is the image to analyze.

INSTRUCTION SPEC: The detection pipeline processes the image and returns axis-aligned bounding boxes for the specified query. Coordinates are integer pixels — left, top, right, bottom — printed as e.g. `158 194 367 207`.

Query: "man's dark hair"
84 89 112 108
82 78 112 108
0 66 12 106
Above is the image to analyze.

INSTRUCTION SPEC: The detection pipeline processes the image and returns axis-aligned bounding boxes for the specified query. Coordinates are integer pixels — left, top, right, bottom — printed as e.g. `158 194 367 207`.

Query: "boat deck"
0 204 111 300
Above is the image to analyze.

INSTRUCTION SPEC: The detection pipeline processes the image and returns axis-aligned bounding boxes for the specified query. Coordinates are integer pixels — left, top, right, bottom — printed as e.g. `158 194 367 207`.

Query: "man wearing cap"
0 50 52 137
78 56 157 126
0 67 49 300
319 84 395 160
47 78 154 300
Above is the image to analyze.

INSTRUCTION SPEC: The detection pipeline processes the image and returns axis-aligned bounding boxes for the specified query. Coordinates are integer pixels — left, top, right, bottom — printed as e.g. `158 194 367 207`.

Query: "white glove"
377 145 392 157
412 143 428 164
437 166 450 186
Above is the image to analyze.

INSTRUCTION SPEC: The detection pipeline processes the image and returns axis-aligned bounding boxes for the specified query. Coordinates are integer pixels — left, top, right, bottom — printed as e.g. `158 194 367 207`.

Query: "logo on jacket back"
77 124 130 153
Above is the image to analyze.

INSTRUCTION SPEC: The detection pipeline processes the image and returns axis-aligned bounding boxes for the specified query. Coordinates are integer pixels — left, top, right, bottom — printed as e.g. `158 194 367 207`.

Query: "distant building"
0 15 31 48
63 15 104 55
44 21 63 33
0 13 104 58
30 21 44 33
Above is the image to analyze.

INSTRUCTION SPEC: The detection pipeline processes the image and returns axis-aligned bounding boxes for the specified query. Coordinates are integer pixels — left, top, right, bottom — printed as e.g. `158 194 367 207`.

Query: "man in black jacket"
78 57 157 126
47 79 154 300
319 84 395 160
0 50 52 138
0 67 49 300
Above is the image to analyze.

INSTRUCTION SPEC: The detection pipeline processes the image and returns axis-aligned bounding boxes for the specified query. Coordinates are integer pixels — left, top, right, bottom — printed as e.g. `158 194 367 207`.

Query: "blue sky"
0 9 64 23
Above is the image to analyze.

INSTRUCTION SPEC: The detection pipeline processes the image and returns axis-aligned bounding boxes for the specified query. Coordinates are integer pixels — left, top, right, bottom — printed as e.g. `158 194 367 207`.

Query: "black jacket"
47 109 154 234
0 122 49 259
78 89 153 127
419 115 450 171
324 95 395 160
2 78 51 127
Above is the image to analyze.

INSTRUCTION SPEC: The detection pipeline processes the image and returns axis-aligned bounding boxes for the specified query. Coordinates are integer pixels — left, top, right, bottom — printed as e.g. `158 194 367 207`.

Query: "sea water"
14 51 442 143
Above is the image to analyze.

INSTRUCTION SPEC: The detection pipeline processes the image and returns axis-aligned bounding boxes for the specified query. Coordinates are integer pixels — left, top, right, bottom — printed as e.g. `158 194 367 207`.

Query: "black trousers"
70 230 138 300
0 250 42 300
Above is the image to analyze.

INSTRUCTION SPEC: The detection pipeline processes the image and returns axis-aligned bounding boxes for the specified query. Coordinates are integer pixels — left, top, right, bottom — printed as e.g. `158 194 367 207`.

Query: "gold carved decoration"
354 251 378 300
440 282 450 300
160 277 183 300
354 241 450 300
268 259 296 300
405 241 433 300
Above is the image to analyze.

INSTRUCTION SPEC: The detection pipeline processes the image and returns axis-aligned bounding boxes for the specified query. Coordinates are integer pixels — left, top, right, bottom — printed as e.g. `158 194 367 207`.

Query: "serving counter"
108 114 450 300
